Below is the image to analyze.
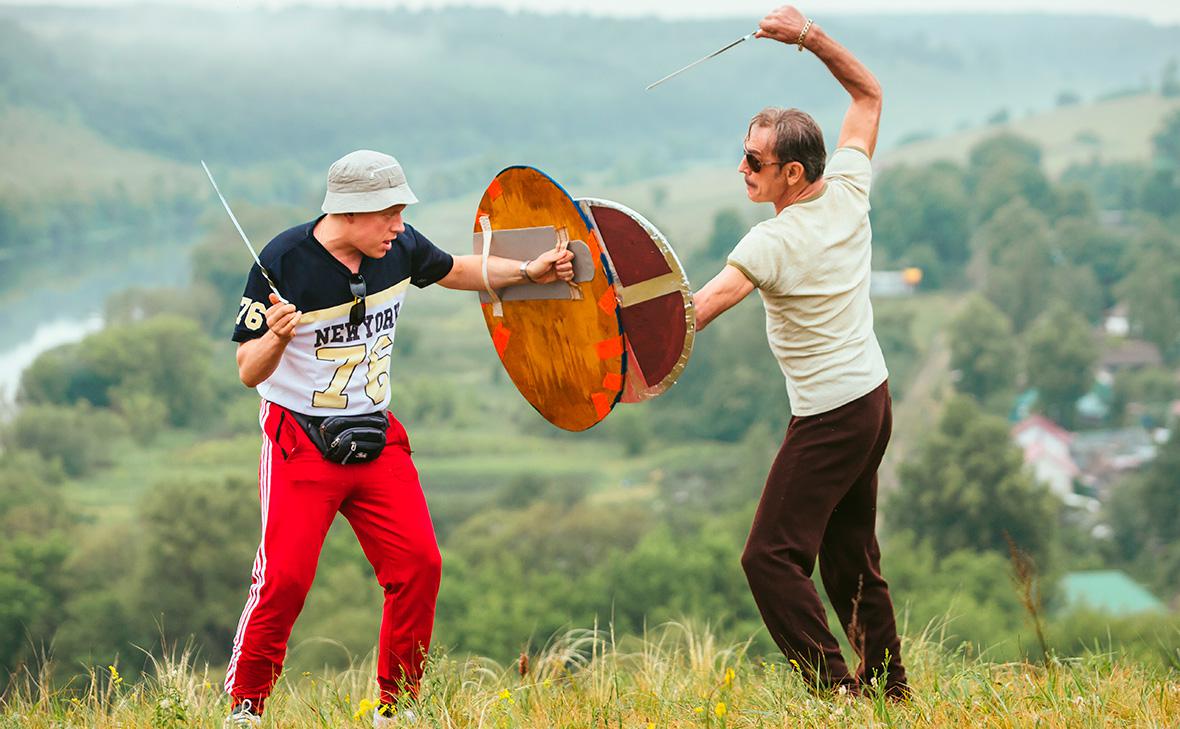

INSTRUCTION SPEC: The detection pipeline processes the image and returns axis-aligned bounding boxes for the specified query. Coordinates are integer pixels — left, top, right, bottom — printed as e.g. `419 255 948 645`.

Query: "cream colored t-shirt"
727 146 888 417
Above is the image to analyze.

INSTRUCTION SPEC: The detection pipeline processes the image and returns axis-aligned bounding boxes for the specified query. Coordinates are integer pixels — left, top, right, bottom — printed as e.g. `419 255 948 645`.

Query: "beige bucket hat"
321 149 419 214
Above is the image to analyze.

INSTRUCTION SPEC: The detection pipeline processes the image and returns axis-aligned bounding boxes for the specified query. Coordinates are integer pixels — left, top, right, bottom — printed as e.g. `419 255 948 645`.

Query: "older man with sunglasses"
692 5 909 700
223 150 574 727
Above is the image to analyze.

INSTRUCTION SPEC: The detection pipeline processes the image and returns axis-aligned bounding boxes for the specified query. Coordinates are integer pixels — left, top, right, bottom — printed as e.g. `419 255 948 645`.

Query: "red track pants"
224 401 441 711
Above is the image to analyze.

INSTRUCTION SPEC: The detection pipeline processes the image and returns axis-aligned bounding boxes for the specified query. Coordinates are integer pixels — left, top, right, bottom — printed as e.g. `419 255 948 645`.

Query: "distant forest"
2 6 1179 203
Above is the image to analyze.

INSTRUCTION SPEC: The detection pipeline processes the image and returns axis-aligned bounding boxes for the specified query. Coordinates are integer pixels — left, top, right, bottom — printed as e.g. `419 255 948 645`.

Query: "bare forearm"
693 292 722 332
484 255 531 289
804 24 881 104
237 333 289 388
693 265 755 332
443 252 578 290
441 254 530 291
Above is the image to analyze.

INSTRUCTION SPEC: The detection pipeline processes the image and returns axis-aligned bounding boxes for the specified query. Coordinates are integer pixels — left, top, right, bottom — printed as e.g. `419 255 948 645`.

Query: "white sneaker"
373 706 417 727
225 699 262 727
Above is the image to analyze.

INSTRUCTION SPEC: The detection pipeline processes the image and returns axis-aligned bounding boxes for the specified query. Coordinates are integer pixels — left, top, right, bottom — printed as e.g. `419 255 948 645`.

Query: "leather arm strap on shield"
479 213 504 318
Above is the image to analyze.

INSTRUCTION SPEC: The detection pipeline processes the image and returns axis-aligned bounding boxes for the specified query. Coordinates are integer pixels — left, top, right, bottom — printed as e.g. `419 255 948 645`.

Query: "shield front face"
474 168 625 431
578 198 695 403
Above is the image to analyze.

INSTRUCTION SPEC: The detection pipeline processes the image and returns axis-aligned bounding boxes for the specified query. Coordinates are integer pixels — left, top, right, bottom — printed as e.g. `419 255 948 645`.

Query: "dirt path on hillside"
879 303 964 492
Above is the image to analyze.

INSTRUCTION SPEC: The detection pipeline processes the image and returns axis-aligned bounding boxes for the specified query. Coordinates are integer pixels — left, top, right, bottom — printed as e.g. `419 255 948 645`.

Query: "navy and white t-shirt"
232 216 454 416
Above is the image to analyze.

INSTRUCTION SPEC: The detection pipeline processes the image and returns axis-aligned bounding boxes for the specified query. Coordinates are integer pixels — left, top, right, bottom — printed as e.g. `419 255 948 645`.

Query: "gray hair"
748 107 826 182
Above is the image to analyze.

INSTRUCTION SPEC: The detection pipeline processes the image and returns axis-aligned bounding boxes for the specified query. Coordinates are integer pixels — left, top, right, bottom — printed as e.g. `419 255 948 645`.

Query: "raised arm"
755 6 883 157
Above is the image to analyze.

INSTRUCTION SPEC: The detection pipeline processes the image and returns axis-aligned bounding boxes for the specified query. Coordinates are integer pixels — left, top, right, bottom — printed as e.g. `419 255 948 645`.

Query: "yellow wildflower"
353 698 378 720
715 702 727 718
722 667 735 687
108 665 123 686
694 706 705 714
499 688 514 704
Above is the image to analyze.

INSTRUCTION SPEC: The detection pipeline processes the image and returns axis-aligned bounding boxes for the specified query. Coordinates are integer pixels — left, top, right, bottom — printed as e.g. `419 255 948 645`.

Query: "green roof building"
1060 570 1168 615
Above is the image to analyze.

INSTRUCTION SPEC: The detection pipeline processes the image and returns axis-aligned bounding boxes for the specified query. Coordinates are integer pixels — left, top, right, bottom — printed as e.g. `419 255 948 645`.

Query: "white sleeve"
825 146 872 197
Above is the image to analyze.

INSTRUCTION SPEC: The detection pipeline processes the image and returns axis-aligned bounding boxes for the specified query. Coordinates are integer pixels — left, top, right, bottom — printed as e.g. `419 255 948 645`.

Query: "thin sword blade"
646 31 756 91
200 160 287 302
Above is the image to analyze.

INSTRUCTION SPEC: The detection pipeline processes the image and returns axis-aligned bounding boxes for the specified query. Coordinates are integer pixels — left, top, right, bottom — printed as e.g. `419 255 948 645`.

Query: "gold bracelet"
796 18 813 52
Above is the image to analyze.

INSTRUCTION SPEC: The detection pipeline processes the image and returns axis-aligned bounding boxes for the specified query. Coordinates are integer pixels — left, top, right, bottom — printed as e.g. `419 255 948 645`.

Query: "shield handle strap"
479 214 503 317
555 226 583 301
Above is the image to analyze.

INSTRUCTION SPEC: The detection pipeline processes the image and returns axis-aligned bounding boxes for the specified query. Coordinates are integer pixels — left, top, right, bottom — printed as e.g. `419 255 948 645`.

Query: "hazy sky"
3 0 1178 24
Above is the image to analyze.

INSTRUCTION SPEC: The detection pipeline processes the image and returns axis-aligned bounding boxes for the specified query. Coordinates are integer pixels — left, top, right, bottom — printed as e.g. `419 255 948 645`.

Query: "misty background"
1 2 1179 691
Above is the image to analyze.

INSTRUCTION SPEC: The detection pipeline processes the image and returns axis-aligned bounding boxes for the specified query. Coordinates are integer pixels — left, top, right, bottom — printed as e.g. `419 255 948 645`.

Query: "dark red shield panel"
578 198 695 403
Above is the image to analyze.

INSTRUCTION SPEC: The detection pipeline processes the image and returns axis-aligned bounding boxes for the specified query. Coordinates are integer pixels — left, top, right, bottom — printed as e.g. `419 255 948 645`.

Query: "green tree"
593 522 761 637
1141 109 1180 216
652 300 787 442
0 453 73 677
888 396 1058 562
879 531 1027 658
190 205 301 334
979 200 1055 332
1024 303 1098 428
0 536 71 677
1106 433 1180 600
1 404 123 478
871 161 969 286
967 134 1053 225
19 316 222 427
1117 224 1180 362
949 295 1019 402
1110 366 1178 424
690 208 747 280
1152 108 1180 163
968 133 1043 175
132 476 259 661
1049 264 1105 325
1054 215 1130 307
873 305 918 398
1163 58 1180 98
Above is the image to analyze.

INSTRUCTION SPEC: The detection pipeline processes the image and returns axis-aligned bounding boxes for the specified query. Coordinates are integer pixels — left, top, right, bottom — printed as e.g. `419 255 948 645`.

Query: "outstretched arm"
693 265 755 331
438 248 574 291
756 6 883 157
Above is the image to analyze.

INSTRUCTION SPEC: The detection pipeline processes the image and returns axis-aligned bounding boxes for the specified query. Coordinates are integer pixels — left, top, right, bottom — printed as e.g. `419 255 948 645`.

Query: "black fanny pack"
288 411 389 465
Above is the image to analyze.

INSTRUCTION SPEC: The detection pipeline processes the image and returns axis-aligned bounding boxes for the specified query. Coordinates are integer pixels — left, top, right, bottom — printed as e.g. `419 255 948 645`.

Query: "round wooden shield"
474 167 626 431
577 198 695 403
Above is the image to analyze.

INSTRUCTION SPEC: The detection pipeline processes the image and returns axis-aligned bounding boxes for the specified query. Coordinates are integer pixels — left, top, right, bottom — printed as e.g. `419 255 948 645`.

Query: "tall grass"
3 621 1177 728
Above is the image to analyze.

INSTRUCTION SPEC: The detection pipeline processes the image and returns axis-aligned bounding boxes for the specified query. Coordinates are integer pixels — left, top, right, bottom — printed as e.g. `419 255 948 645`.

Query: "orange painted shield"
474 167 625 431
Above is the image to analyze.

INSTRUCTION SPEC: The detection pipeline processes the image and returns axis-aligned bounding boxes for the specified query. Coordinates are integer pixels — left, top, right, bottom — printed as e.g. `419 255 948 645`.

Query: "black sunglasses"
744 149 790 174
348 273 366 327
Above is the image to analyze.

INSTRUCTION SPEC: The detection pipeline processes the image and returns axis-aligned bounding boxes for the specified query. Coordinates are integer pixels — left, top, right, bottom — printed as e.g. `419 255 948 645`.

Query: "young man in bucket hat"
223 150 574 726
692 6 910 700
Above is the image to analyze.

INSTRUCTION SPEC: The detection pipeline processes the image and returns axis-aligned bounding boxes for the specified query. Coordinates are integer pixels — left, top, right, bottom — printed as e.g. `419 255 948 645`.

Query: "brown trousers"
741 380 908 695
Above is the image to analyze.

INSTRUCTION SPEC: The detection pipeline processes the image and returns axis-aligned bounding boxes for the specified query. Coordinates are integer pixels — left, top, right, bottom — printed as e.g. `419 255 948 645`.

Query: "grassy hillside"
882 93 1180 177
0 107 201 208
3 624 1177 727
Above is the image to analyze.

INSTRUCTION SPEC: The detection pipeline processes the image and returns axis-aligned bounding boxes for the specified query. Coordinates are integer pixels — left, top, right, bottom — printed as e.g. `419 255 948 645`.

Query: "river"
0 243 194 413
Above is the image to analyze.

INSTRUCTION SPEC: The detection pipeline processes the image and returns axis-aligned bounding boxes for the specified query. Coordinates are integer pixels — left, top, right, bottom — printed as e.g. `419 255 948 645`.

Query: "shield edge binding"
577 196 696 402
